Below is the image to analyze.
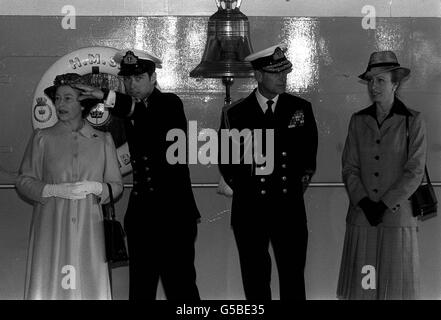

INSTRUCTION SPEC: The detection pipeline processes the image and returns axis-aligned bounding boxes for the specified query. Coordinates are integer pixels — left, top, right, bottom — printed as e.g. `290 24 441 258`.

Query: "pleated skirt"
337 223 420 300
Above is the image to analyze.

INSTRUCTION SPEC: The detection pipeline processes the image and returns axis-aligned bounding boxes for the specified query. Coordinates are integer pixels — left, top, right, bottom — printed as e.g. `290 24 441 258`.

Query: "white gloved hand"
42 183 87 200
74 84 105 100
216 176 233 198
71 181 103 196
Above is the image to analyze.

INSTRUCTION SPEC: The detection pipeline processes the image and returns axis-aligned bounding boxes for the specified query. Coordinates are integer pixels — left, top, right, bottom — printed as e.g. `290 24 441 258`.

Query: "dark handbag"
103 183 129 268
406 117 438 220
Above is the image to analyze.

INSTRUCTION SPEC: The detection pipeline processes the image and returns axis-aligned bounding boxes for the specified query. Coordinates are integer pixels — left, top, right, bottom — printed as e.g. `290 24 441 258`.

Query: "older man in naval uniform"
218 44 318 300
77 49 200 300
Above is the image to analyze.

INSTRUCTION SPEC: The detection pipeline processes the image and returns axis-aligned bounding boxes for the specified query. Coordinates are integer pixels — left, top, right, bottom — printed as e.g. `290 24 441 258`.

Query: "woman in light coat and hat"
16 73 123 299
337 51 427 299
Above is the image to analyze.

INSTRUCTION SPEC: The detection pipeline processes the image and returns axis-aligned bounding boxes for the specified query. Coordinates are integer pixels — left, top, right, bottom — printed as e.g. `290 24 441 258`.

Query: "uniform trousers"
125 214 200 300
232 204 308 300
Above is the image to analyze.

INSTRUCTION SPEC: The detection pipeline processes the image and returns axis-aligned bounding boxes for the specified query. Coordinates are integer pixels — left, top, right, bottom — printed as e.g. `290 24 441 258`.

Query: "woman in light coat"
16 73 123 299
337 51 427 299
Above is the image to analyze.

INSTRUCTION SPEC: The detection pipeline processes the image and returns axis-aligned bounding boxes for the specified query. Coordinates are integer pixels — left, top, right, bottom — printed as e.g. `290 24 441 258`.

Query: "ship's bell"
190 0 254 78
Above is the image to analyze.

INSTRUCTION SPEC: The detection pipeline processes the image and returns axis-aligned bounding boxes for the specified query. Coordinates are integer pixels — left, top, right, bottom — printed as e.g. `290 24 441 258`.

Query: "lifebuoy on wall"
32 46 132 175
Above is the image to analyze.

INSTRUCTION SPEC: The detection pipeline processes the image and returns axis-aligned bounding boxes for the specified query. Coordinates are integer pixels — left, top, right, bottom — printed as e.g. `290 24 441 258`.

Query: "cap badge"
272 47 284 61
123 51 138 65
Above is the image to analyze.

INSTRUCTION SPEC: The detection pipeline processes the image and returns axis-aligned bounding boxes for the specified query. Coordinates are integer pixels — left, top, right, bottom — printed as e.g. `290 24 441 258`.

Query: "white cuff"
42 184 53 197
104 90 116 108
93 182 103 196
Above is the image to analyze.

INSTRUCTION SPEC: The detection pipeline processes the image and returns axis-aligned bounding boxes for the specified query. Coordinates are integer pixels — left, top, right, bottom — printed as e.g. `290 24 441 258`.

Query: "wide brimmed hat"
44 73 86 101
114 49 162 76
245 44 293 74
359 51 410 80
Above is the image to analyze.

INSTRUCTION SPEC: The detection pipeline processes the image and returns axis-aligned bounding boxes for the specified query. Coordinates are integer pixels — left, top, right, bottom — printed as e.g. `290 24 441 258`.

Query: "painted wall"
1 2 441 300
1 0 441 17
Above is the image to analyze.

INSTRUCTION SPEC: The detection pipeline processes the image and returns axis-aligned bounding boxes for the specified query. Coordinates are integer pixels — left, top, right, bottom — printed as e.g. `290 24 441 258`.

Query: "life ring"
31 46 132 175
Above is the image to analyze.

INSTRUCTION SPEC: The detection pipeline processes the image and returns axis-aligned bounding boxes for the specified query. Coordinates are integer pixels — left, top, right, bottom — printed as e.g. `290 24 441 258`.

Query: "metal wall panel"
1 15 441 299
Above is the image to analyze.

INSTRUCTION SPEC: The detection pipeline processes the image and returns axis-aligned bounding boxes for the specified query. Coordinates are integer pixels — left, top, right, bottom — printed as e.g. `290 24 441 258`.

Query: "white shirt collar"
255 89 279 113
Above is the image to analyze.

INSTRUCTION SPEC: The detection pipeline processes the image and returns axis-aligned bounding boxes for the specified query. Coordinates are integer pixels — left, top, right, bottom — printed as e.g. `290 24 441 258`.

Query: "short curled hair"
389 69 409 95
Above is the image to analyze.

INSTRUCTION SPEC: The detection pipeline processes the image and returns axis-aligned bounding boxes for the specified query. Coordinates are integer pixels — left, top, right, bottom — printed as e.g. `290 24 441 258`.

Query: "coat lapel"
361 114 379 133
245 90 266 128
273 93 286 126
379 113 405 136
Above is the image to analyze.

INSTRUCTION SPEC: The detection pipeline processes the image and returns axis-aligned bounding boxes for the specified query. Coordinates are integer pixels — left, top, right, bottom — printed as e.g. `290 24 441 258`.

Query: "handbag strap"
105 182 116 220
406 116 431 184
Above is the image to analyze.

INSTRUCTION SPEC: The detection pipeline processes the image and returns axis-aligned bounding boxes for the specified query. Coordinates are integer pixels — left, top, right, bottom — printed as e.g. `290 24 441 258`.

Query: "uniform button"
261 190 266 195
375 156 379 160
133 180 138 185
147 177 151 182
71 218 76 223
260 178 266 182
145 167 150 171
73 153 78 158
133 191 138 196
149 187 154 192
132 160 136 164
376 139 380 144
282 152 287 156
142 156 148 161
373 189 378 193
133 170 137 175
282 176 287 181
397 204 400 207
374 172 379 177
281 164 287 169
282 189 288 194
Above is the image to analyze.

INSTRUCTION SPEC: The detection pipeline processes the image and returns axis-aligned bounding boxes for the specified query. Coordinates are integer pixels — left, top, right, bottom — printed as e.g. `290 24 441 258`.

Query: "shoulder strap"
406 115 409 156
105 182 116 220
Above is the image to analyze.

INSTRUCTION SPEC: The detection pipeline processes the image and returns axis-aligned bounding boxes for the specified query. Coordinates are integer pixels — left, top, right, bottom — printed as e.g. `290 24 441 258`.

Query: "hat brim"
43 84 83 103
117 68 150 76
359 66 410 81
43 85 57 102
261 60 293 74
118 60 156 77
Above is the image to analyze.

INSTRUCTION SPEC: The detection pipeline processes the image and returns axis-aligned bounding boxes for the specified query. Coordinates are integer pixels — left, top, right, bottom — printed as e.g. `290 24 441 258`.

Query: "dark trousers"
232 218 308 300
125 218 200 300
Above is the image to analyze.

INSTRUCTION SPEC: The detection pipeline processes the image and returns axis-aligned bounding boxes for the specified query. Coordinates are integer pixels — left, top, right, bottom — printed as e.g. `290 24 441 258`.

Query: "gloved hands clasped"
358 197 388 227
42 181 103 200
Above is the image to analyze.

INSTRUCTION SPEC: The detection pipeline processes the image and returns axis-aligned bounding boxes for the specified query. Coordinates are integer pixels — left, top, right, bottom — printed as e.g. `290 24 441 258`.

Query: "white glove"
217 176 233 198
74 84 105 100
71 181 103 196
301 174 311 193
42 183 87 200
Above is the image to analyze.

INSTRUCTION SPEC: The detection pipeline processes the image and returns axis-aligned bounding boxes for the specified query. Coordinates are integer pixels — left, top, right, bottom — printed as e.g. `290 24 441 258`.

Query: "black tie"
265 100 274 127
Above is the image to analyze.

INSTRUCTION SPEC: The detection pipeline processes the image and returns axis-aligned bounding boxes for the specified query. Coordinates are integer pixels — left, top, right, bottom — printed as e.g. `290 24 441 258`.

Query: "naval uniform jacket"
109 87 200 225
342 98 427 227
218 89 318 226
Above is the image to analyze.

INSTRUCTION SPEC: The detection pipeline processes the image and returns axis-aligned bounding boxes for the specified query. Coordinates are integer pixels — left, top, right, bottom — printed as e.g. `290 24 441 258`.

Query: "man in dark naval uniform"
77 49 200 300
218 44 318 300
